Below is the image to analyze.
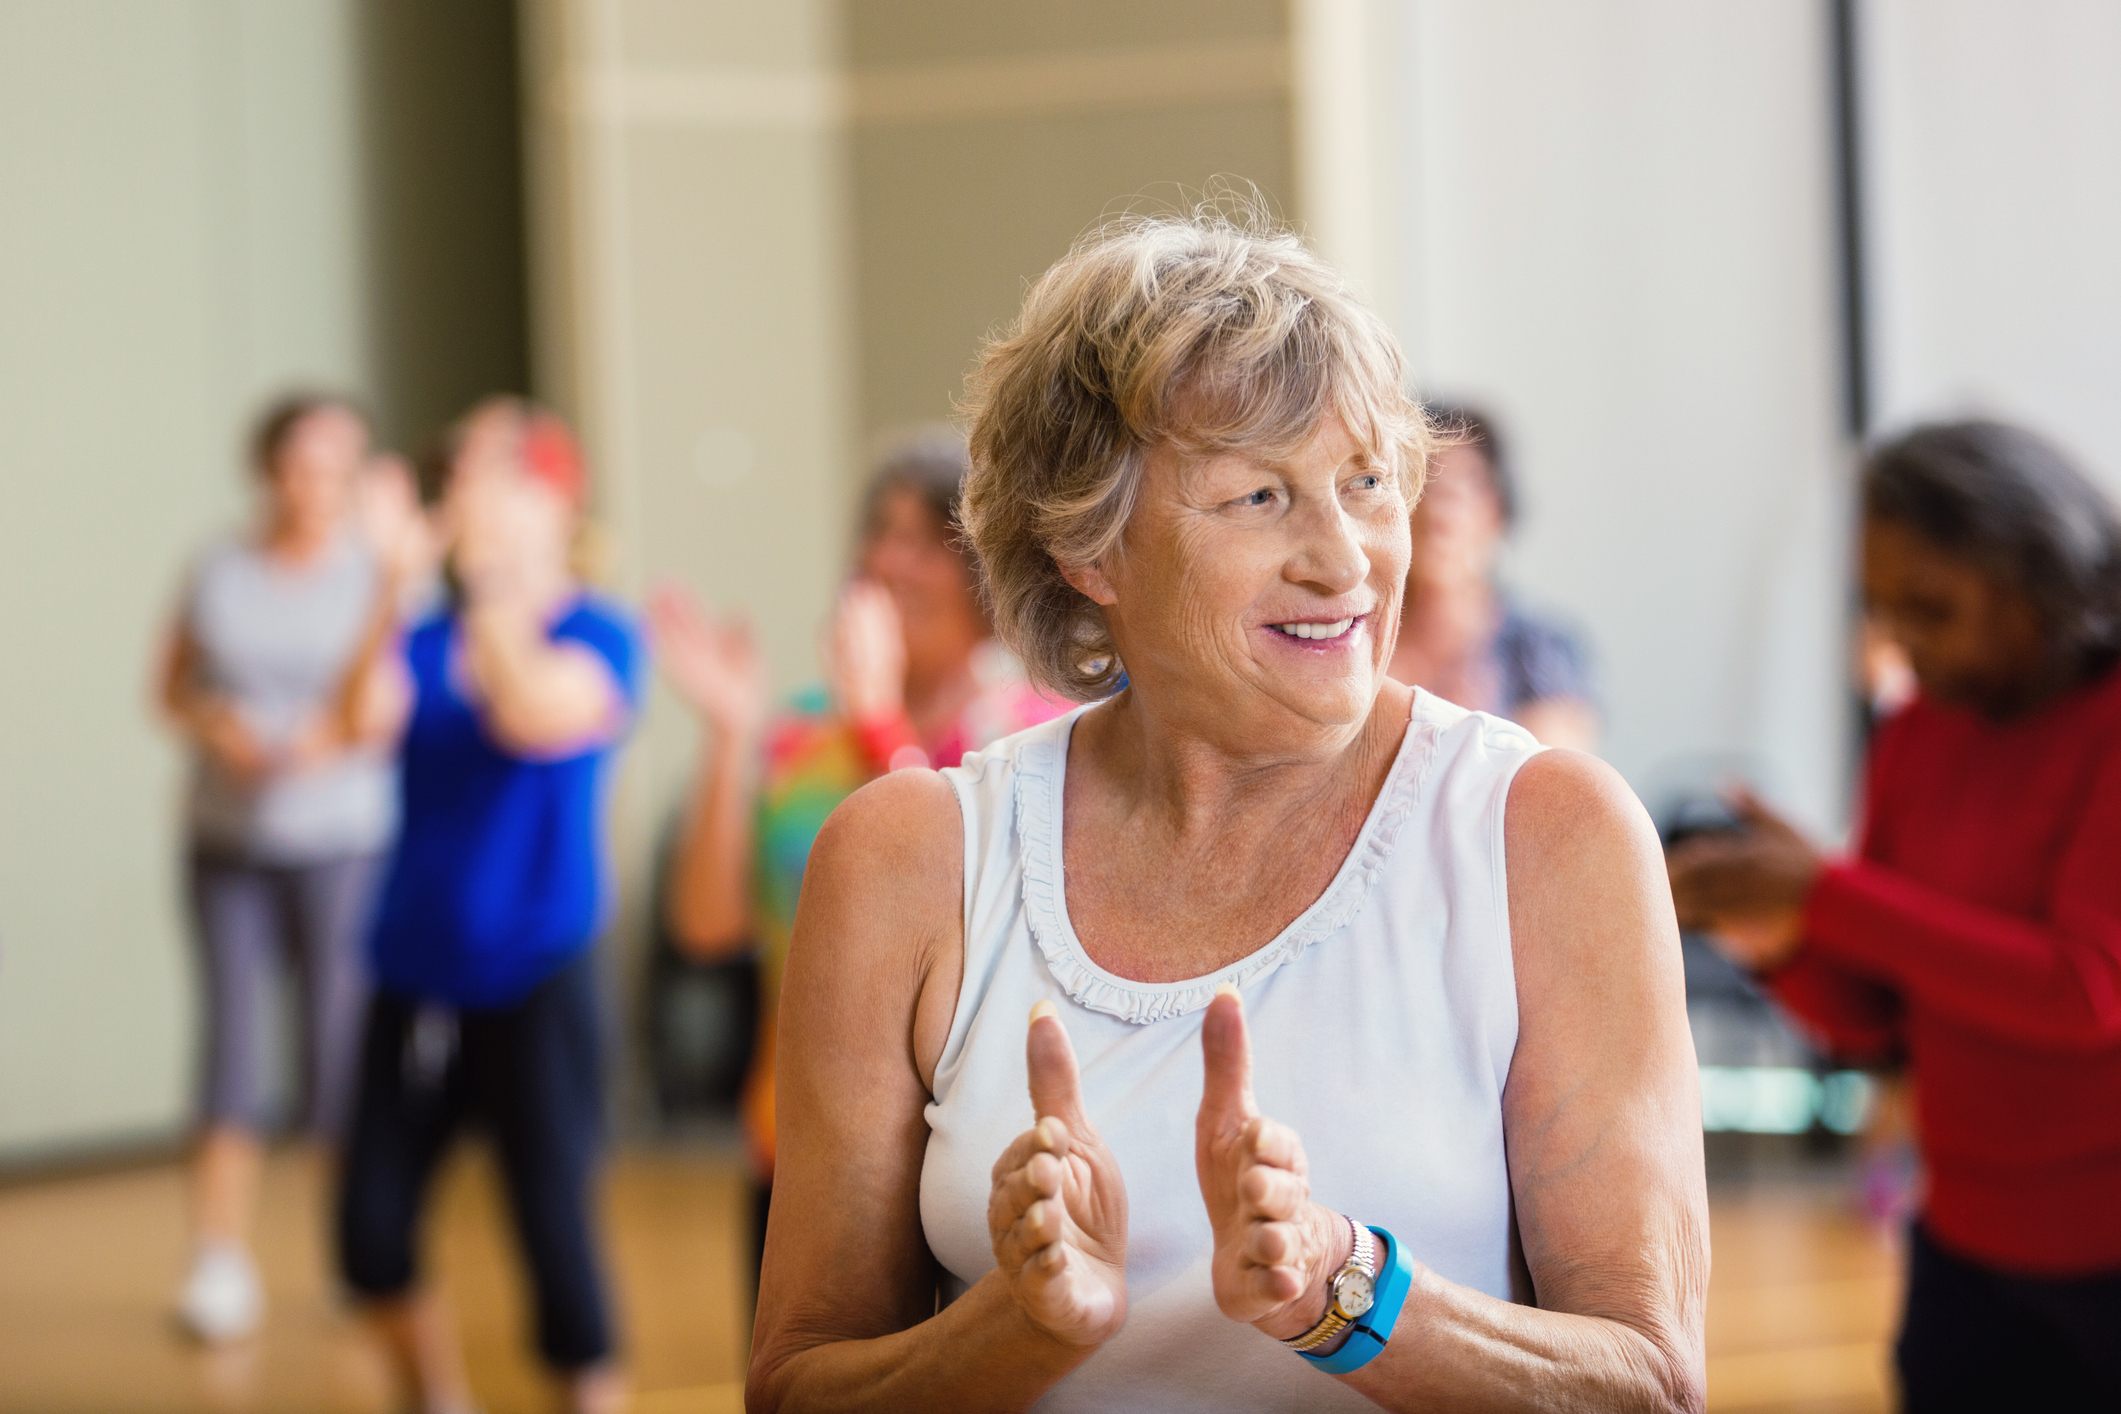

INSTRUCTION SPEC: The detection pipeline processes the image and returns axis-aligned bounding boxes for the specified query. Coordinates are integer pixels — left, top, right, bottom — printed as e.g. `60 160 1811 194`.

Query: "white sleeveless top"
920 691 1542 1412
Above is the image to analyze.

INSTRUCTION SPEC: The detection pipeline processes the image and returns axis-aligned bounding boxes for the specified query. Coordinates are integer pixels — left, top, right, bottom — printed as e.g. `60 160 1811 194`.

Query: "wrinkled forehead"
1162 362 1402 473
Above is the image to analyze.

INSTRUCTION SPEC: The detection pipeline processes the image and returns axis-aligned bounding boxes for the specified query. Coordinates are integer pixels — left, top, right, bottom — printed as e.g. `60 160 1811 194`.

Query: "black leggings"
1899 1223 2121 1412
336 952 613 1371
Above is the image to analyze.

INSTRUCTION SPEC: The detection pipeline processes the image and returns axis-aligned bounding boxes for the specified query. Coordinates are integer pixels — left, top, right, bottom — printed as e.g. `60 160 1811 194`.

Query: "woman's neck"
1079 678 1412 847
259 515 336 568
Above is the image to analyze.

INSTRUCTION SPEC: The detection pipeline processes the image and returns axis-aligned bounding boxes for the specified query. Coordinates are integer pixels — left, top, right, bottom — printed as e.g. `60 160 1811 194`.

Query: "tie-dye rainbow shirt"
741 643 1070 1175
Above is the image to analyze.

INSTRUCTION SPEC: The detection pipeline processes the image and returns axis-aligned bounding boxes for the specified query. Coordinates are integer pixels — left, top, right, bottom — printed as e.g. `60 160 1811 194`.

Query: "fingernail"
1036 1118 1058 1147
1214 982 1241 1004
1029 999 1057 1024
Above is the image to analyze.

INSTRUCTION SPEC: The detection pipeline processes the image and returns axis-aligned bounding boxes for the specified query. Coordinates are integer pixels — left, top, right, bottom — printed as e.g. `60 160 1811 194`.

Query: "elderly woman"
746 214 1706 1412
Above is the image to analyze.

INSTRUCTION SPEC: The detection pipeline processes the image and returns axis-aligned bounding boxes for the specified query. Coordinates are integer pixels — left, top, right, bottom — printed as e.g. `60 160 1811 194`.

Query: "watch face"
1337 1267 1376 1319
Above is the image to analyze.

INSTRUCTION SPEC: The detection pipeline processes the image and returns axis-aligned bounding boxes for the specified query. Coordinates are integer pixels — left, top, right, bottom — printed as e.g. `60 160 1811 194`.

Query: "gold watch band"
1279 1217 1376 1352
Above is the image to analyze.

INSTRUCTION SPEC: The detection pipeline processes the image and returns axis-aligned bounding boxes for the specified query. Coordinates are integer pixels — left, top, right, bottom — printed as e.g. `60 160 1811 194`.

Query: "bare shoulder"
798 767 964 958
786 767 967 1089
1504 746 1655 856
1503 746 1678 986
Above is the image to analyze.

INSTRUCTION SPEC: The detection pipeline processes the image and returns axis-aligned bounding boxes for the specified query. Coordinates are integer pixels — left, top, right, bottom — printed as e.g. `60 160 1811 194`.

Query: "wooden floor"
0 1145 1901 1413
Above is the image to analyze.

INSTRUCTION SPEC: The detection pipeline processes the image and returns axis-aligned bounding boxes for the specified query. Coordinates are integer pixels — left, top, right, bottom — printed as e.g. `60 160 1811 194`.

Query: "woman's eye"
1349 474 1383 492
1237 488 1277 508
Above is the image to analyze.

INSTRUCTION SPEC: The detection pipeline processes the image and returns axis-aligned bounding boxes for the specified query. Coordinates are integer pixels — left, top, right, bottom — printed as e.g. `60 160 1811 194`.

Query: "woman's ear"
1058 559 1119 608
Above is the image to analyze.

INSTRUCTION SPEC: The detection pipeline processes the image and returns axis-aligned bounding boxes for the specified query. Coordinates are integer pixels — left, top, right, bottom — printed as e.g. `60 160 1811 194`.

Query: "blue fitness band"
1299 1226 1413 1375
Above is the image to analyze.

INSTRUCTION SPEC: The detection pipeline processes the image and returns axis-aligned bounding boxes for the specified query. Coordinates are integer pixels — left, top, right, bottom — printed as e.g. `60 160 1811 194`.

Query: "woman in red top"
1671 419 2121 1411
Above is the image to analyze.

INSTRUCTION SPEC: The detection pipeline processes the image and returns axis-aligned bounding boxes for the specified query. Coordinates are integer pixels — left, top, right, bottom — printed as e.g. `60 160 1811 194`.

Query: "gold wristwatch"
1280 1216 1377 1353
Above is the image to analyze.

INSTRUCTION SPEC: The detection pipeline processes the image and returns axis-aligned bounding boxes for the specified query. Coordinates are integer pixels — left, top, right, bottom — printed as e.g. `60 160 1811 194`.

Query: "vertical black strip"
1830 0 1871 438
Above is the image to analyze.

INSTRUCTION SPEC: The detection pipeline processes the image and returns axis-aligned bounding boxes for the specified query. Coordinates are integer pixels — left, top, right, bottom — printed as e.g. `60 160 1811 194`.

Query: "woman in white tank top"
747 212 1707 1412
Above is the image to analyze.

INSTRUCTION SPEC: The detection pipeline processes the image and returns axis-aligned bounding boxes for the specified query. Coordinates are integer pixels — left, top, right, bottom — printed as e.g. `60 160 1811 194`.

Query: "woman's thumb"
1198 984 1258 1131
1026 1000 1088 1129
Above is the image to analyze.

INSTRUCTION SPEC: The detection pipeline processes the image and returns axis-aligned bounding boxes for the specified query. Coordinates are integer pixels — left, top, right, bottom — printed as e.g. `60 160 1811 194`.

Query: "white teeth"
1273 617 1355 641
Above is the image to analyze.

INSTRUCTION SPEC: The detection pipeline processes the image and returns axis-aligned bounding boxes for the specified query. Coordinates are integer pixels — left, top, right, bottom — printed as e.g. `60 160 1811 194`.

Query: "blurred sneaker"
175 1243 262 1343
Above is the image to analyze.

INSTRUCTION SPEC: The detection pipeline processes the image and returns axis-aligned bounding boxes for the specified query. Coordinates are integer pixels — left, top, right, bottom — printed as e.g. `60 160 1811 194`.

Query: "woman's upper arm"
1501 749 1707 1355
750 768 966 1378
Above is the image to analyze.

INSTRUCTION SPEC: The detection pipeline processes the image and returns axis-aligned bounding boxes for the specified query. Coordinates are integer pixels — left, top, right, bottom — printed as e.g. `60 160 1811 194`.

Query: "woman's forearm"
1805 858 2121 1051
460 599 617 754
749 1271 1094 1414
329 572 412 749
666 730 758 955
1339 1264 1703 1414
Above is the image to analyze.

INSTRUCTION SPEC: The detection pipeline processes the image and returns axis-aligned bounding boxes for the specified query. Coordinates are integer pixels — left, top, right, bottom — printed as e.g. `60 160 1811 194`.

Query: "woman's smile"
1261 612 1368 648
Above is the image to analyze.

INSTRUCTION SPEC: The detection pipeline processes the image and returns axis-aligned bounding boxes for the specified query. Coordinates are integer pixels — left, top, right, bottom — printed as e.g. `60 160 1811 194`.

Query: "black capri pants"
1898 1222 2121 1412
336 950 614 1370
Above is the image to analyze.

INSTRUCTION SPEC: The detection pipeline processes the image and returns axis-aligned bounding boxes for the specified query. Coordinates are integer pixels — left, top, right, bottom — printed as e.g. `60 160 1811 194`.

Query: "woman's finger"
1027 1003 1092 1134
991 1153 1064 1226
989 1127 1042 1186
1237 1162 1307 1220
1239 1258 1306 1306
1015 1197 1067 1255
988 1117 1071 1190
1199 984 1258 1139
1247 1117 1307 1176
1243 1218 1305 1268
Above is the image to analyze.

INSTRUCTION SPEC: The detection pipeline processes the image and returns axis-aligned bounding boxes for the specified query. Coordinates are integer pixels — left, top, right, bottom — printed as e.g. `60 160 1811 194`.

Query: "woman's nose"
1287 502 1371 595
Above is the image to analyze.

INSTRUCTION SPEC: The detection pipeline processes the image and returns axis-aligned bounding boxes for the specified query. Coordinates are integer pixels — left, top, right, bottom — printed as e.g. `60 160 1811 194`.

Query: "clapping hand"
357 452 438 597
828 579 907 724
196 702 275 787
1196 985 1353 1340
648 584 769 740
987 1001 1129 1348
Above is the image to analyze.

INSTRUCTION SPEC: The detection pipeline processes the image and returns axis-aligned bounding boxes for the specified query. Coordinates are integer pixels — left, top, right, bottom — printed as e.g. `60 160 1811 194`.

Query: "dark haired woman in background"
648 429 1065 1283
336 398 639 1414
1670 419 2121 1410
1385 405 1600 750
156 394 417 1342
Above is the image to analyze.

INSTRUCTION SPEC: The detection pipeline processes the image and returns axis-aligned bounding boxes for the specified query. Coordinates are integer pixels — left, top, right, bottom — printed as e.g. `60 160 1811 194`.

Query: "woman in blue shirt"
336 399 640 1414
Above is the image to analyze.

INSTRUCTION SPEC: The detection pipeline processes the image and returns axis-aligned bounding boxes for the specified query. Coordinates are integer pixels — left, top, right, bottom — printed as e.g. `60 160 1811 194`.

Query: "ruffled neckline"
1015 700 1433 1025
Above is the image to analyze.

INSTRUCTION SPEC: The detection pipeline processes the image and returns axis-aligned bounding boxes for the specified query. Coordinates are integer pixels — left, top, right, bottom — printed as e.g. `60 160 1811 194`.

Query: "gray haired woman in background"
156 394 425 1342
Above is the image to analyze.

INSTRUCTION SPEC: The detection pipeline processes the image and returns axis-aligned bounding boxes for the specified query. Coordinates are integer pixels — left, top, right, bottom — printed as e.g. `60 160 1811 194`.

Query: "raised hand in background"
648 583 769 741
828 578 907 726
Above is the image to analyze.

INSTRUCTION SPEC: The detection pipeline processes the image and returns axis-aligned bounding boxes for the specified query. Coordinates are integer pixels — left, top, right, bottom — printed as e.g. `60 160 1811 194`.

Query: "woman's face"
268 406 368 539
444 404 575 582
1083 414 1410 739
858 486 983 665
1862 517 2050 714
1408 444 1505 588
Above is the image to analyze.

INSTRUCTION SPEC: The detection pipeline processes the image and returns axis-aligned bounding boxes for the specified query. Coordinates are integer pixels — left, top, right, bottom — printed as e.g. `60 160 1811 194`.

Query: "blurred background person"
1386 404 1600 750
648 428 1066 1285
335 399 640 1414
155 393 411 1343
1669 419 2121 1409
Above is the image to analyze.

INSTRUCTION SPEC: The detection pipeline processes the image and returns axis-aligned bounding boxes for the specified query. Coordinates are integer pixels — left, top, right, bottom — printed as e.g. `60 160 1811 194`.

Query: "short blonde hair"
961 207 1432 700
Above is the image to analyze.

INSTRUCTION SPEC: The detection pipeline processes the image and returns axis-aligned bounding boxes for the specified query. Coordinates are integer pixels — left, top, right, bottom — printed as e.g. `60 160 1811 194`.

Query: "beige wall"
1863 0 2121 490
844 0 1291 441
0 1 373 1155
